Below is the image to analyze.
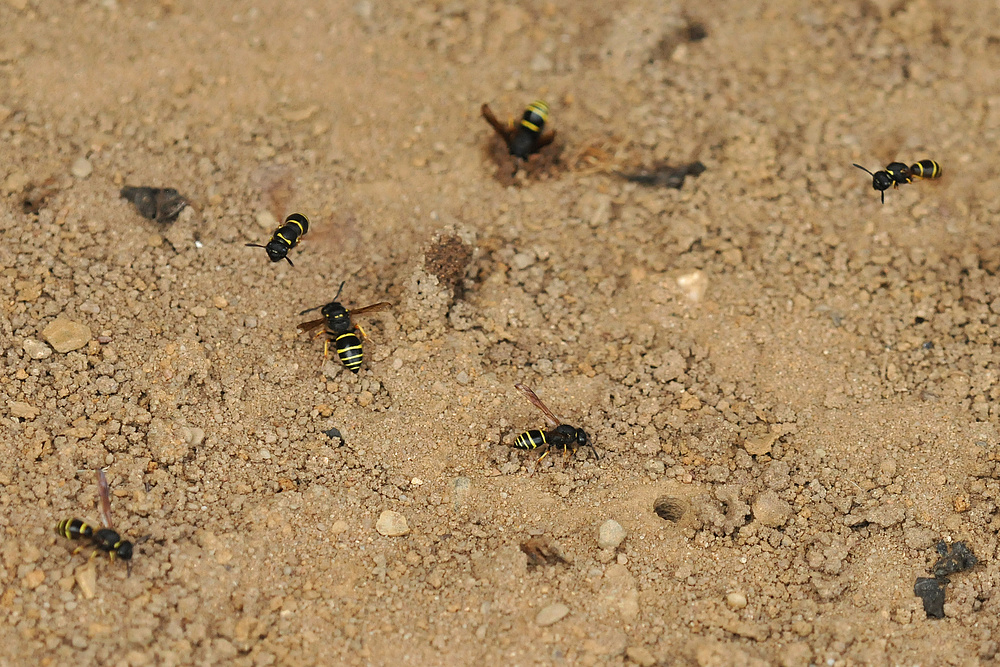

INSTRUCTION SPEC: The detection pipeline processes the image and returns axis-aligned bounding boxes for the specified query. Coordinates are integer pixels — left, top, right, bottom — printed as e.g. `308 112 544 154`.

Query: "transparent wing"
514 383 561 429
481 104 513 142
96 469 114 530
349 302 392 318
297 317 329 335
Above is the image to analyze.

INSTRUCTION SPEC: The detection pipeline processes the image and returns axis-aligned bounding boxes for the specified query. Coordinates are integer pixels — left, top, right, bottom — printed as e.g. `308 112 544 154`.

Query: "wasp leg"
356 323 370 342
323 338 331 360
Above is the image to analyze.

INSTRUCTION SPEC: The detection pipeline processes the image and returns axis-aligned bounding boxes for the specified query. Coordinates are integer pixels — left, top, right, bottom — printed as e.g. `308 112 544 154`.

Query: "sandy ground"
4 0 1000 665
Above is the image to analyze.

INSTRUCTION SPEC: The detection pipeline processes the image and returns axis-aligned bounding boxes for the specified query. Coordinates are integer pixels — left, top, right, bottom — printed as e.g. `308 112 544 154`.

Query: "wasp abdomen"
56 518 93 540
335 332 364 373
514 429 547 450
909 159 941 179
509 100 550 159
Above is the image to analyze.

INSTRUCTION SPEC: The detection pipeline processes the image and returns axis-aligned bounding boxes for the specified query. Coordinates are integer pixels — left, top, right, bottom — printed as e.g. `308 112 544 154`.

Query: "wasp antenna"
284 256 295 267
299 304 323 315
245 243 266 249
589 444 601 461
333 280 346 301
852 163 876 177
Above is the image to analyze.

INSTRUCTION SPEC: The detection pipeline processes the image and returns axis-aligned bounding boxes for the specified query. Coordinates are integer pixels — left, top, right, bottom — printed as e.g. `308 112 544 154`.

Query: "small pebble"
625 646 658 667
180 426 206 447
511 251 536 270
752 490 792 527
75 563 97 600
41 317 92 353
8 401 40 419
95 376 119 395
256 210 277 230
644 460 665 476
2 170 29 195
23 569 45 589
191 306 208 318
71 157 93 179
22 338 52 359
376 510 410 537
452 477 472 507
726 591 748 610
598 519 627 550
146 419 192 465
535 603 570 627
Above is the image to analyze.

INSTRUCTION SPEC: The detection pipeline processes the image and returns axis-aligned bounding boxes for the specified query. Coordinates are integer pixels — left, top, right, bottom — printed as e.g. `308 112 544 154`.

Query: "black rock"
914 576 949 619
932 541 977 577
121 186 188 222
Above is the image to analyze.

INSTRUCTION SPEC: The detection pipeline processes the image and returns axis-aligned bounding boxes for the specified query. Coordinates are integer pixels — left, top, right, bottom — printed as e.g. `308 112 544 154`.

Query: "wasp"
481 100 556 160
55 469 134 574
298 281 391 373
853 159 941 203
246 212 309 266
508 383 599 461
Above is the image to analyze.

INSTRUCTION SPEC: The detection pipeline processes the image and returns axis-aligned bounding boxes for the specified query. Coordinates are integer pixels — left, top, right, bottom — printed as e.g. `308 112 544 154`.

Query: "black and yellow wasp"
853 159 942 204
508 383 599 461
55 469 135 574
246 212 309 266
481 100 556 160
298 281 391 373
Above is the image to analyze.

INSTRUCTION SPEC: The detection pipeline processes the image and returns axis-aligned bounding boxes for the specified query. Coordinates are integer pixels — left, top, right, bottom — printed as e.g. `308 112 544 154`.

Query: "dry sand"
3 0 1000 665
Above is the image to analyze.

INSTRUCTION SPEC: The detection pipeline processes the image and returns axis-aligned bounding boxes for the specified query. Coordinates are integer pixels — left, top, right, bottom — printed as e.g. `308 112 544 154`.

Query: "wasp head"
115 540 134 561
264 240 290 263
321 302 351 330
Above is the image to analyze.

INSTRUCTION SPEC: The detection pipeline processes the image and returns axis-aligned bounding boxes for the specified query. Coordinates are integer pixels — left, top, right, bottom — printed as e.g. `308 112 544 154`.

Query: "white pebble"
598 519 627 550
726 591 748 610
41 317 92 353
71 156 93 179
535 603 570 627
511 251 536 270
23 338 52 359
376 510 410 537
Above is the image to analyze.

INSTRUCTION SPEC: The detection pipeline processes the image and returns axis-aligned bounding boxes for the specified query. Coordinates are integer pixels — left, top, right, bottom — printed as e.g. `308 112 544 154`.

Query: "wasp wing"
297 317 329 335
481 104 513 143
349 302 392 318
96 469 115 531
514 383 561 429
